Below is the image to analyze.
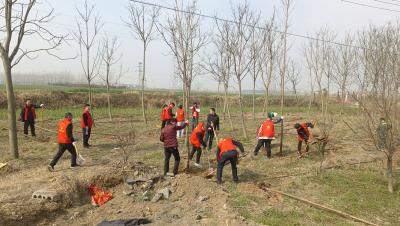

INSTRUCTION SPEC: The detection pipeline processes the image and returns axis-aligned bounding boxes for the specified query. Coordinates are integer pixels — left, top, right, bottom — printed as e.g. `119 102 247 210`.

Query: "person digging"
294 122 314 158
160 118 188 177
216 137 244 184
48 112 79 172
253 112 283 158
189 121 207 168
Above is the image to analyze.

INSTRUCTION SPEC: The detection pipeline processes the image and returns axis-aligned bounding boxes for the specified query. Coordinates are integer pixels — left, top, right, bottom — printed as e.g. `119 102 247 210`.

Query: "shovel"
204 124 219 178
74 143 86 166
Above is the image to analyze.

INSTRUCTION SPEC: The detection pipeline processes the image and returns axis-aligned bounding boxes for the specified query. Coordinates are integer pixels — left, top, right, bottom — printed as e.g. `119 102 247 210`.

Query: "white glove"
72 141 77 146
40 104 44 107
281 116 284 120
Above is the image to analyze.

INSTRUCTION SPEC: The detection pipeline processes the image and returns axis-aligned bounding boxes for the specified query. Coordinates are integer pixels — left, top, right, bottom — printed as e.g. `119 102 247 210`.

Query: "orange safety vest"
162 107 171 120
176 109 185 122
58 119 72 144
81 111 93 128
297 123 310 141
258 119 275 138
217 137 237 159
190 122 205 148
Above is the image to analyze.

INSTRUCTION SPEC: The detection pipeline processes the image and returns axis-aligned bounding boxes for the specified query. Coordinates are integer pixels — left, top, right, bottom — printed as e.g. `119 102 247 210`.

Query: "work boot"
47 165 54 172
70 164 81 169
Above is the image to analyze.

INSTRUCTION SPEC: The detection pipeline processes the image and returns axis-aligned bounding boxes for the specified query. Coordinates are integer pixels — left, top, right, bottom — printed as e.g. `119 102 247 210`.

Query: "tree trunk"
263 88 269 116
107 83 112 121
238 81 248 139
2 59 19 159
223 83 228 120
387 155 394 193
142 45 148 124
185 84 191 170
88 80 92 106
252 78 256 120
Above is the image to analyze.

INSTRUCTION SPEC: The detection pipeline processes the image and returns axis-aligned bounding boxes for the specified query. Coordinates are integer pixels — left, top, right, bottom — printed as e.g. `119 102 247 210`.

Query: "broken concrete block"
197 195 209 202
151 193 163 202
159 188 171 199
32 189 61 202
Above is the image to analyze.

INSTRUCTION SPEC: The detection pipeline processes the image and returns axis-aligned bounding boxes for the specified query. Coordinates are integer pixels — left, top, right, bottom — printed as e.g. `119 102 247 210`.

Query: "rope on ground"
258 185 379 226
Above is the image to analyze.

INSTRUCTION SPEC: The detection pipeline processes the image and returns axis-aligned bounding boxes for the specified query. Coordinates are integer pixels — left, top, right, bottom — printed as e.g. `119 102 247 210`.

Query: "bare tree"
125 3 159 124
203 20 234 131
333 33 357 114
303 42 317 116
248 15 261 120
0 0 67 158
73 0 103 106
278 0 294 155
259 12 279 116
229 2 255 139
157 0 207 169
286 59 300 102
101 36 121 121
349 23 400 193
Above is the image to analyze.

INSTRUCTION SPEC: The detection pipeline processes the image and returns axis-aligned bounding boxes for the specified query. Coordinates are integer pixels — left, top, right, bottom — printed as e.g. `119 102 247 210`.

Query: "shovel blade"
77 154 85 166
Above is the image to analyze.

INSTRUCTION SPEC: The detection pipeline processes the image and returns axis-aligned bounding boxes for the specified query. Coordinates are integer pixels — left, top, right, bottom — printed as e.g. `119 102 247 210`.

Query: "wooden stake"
260 186 378 226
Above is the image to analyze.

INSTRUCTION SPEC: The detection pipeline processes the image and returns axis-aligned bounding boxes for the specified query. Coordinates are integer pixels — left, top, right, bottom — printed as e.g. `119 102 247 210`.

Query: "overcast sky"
9 0 400 92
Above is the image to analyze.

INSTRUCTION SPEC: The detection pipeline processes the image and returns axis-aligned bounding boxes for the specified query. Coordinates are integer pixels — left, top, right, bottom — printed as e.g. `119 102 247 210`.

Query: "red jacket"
297 123 310 141
217 137 237 159
191 106 199 119
81 111 93 128
160 123 187 148
23 104 36 121
176 109 185 122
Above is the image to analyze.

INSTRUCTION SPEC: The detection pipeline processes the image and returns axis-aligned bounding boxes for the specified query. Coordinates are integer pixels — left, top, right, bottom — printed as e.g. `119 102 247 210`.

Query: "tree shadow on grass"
238 168 266 183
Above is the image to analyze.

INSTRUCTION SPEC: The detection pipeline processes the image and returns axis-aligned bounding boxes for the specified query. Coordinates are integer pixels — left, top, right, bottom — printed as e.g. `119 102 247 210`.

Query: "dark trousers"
164 147 181 175
298 139 309 154
217 151 238 183
161 120 169 129
190 146 202 164
191 117 198 131
50 143 77 167
82 128 92 146
205 130 214 150
254 139 272 158
24 120 35 136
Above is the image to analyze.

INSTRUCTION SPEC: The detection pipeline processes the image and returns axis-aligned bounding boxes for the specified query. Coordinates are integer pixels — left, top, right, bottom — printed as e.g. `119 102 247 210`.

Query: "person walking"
205 108 220 150
253 112 283 158
48 113 78 171
160 118 188 176
19 99 44 137
190 102 200 130
176 104 185 138
189 121 207 168
81 104 93 148
294 122 314 157
216 137 244 184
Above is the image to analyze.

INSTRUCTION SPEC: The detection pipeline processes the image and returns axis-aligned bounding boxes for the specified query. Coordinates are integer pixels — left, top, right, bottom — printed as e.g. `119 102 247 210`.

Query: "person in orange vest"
189 121 207 168
81 104 93 148
294 122 314 157
176 104 185 138
190 102 200 131
216 137 244 184
160 104 168 128
48 112 78 171
161 102 175 128
253 112 283 158
19 99 44 137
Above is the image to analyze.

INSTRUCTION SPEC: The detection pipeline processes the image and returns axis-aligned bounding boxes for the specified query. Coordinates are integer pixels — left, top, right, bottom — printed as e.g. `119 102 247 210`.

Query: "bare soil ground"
0 110 398 226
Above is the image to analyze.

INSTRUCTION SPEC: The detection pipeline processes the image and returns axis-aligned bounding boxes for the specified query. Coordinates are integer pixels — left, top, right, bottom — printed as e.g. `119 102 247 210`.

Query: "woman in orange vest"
294 122 314 157
189 121 207 168
48 112 78 171
216 137 244 184
176 104 185 138
81 104 93 148
253 112 283 158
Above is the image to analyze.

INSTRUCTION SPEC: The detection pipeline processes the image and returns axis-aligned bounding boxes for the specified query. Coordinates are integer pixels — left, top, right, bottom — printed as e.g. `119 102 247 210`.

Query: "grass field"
0 87 398 225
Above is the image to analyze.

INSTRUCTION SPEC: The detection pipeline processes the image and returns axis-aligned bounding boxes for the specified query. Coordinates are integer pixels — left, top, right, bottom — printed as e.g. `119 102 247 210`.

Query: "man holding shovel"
216 137 244 184
205 108 220 150
48 112 79 171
